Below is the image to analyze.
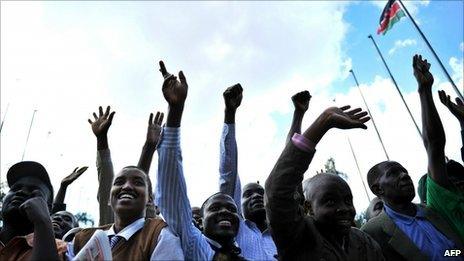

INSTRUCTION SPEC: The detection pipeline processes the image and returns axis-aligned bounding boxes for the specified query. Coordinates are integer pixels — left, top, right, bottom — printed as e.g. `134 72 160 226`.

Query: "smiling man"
155 61 246 260
265 105 385 260
67 165 184 260
218 84 277 259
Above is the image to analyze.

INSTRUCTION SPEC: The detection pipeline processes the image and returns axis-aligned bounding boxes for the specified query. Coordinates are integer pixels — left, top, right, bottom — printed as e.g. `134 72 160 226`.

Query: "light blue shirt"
219 123 277 260
384 204 458 261
156 127 218 260
66 218 184 260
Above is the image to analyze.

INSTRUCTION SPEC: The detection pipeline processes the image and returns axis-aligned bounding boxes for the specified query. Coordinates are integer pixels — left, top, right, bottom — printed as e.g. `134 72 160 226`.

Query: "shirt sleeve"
150 227 185 261
219 124 242 215
264 139 316 254
461 129 464 163
155 127 214 260
96 149 115 226
426 176 464 240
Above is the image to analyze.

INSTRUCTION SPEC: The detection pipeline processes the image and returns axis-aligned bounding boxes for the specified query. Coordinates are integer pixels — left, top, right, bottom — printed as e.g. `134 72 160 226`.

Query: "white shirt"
67 218 184 260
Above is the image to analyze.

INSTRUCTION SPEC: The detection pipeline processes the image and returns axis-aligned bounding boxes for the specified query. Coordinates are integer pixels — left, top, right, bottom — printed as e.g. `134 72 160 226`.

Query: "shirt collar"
384 204 425 225
204 235 239 249
244 219 271 235
107 218 145 241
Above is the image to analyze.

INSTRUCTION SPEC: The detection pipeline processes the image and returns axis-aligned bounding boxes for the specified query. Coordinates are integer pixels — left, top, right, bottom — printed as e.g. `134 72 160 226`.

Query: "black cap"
6 161 54 203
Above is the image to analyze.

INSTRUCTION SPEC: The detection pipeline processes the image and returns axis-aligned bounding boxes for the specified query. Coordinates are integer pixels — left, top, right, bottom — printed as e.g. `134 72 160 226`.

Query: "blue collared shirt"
384 204 458 260
219 123 277 260
156 127 231 260
67 218 184 260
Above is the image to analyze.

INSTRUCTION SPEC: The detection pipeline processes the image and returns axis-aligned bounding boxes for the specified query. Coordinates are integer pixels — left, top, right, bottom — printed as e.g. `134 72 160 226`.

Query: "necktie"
109 235 123 249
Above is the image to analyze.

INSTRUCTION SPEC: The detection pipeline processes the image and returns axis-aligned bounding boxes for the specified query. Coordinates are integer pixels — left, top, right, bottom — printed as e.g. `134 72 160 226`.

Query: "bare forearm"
138 142 157 173
97 135 109 151
166 105 184 127
224 109 236 124
53 185 67 206
31 220 60 261
286 110 305 143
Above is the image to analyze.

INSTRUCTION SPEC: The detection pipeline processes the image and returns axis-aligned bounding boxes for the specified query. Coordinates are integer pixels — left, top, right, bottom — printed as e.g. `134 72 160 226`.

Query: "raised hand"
88 106 116 138
61 166 88 187
324 106 370 130
303 105 370 145
292 91 311 112
439 90 464 127
223 84 243 111
146 111 164 146
20 197 51 224
413 54 434 90
159 61 188 107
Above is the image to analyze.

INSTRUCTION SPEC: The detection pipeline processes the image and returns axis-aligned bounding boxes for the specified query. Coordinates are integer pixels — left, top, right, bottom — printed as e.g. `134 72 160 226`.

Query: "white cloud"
460 42 464 52
388 39 417 55
1 1 461 223
372 0 429 15
1 2 351 220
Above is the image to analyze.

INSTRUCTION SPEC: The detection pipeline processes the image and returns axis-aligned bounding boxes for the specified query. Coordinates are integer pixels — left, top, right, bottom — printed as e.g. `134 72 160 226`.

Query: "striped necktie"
109 235 123 249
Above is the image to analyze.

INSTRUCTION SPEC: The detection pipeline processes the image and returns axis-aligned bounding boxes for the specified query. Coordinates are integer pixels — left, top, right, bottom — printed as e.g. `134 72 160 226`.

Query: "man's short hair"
120 166 153 199
200 192 232 214
367 161 406 191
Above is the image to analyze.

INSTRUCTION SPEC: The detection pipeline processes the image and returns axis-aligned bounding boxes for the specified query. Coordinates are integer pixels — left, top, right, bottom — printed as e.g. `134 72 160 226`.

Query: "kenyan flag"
377 0 406 35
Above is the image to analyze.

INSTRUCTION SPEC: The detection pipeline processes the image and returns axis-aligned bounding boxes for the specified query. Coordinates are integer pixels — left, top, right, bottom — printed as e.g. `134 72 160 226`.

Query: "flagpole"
21 109 37 161
349 69 390 160
347 137 371 202
368 34 422 138
0 103 10 134
397 0 463 101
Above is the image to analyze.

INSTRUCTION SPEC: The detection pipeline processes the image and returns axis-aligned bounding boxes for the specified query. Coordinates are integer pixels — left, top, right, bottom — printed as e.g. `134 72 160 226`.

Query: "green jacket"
361 206 463 261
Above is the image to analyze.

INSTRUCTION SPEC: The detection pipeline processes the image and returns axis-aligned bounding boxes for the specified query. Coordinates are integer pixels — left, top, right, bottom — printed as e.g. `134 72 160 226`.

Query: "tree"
75 212 95 228
323 158 348 180
354 210 367 228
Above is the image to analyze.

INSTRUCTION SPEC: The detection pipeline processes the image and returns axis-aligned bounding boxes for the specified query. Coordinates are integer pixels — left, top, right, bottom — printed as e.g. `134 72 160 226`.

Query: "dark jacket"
361 208 464 261
265 142 384 261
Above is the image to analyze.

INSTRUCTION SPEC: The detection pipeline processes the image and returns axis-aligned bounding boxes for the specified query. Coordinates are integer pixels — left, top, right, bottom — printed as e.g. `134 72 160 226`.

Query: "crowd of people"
0 54 463 260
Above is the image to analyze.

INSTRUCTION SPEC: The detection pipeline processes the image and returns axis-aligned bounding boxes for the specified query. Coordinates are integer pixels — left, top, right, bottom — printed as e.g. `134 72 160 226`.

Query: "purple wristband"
292 133 316 152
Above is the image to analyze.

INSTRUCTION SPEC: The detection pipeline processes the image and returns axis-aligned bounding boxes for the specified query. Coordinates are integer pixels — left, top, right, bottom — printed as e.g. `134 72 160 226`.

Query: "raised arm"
265 105 370 253
438 90 464 162
219 84 243 214
137 111 164 173
88 106 116 225
52 167 88 213
21 197 60 261
155 61 212 260
414 55 450 188
138 111 164 218
286 91 311 144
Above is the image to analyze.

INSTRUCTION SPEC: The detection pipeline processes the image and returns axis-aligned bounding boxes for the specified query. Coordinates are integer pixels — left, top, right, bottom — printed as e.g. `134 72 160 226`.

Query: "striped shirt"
219 123 277 260
155 127 217 260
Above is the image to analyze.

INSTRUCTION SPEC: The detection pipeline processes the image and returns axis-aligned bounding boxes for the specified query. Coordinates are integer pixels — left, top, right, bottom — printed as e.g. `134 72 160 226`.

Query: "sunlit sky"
1 1 463 223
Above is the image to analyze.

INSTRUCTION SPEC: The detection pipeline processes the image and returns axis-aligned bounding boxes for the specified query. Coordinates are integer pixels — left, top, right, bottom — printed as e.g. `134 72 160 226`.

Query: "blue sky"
339 0 463 94
1 1 463 223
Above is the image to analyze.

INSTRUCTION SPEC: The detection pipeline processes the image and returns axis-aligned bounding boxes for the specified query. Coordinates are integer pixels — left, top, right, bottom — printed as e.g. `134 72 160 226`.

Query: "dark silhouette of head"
241 182 265 224
366 197 383 221
51 211 79 239
367 161 415 206
191 206 203 231
2 162 54 232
